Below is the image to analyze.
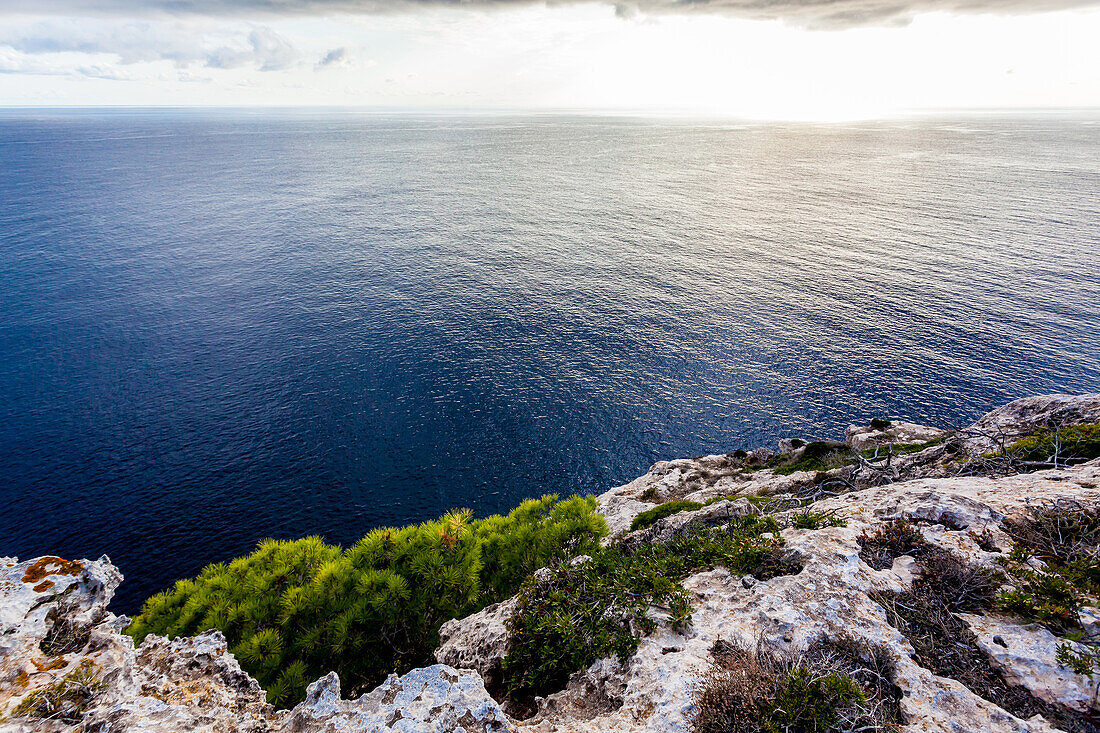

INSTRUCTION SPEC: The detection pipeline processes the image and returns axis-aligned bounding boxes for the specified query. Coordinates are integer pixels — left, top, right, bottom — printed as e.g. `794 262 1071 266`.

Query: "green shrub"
999 570 1081 632
127 495 606 707
858 518 927 571
692 639 898 733
997 501 1100 635
791 511 846 530
771 441 852 476
767 667 866 733
502 516 798 703
1007 424 1100 464
630 500 704 531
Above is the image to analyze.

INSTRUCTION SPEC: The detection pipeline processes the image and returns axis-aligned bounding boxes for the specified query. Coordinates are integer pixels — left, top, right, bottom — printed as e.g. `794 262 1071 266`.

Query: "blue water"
1 109 1098 612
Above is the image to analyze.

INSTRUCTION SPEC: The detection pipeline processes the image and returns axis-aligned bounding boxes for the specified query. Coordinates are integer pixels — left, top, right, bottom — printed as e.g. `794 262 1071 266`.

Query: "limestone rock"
962 393 1100 455
619 498 758 550
0 554 275 732
846 420 947 451
435 597 518 689
276 665 513 733
960 614 1099 714
0 556 510 733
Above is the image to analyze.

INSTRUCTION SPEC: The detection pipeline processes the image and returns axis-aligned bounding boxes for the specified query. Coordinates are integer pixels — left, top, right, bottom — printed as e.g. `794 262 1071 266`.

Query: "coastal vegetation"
126 495 606 706
692 638 901 733
501 515 800 705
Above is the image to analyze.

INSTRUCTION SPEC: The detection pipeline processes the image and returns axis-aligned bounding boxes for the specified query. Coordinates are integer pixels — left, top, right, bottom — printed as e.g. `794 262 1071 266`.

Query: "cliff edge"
3 394 1099 732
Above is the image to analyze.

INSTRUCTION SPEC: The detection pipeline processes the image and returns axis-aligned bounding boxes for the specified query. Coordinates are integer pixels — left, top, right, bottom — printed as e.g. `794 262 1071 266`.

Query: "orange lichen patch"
33 579 55 593
33 657 68 672
15 671 30 688
144 679 221 708
21 557 83 585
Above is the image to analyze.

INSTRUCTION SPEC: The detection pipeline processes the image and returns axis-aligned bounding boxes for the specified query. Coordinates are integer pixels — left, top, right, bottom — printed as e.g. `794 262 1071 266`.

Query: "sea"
1 108 1097 612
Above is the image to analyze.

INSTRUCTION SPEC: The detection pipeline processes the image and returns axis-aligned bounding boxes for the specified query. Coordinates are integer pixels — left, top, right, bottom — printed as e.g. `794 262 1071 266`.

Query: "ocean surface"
1 109 1098 612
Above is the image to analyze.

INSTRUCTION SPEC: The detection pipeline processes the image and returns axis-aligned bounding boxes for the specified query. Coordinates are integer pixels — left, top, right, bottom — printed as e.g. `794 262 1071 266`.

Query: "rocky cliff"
3 394 1099 732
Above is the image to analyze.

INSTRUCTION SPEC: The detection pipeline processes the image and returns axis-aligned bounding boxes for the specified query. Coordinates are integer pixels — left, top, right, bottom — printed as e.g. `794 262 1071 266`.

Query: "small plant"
770 441 853 476
998 570 1081 633
858 518 927 570
872 546 1095 732
640 486 660 502
630 500 704 531
791 511 846 530
12 660 105 723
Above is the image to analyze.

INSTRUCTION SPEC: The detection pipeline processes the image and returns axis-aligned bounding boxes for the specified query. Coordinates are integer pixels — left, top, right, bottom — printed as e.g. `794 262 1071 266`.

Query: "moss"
630 500 704 531
502 516 799 706
32 657 68 672
1006 424 1100 464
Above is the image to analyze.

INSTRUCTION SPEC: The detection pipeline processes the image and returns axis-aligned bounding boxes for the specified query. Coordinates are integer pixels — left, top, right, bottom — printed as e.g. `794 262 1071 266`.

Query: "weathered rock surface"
846 420 947 451
5 394 1100 733
436 597 518 689
507 464 1100 733
278 666 512 733
0 556 510 732
962 393 1100 455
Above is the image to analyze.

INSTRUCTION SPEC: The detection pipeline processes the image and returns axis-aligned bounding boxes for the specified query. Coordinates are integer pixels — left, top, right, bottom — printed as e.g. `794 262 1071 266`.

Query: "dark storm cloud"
0 0 1094 27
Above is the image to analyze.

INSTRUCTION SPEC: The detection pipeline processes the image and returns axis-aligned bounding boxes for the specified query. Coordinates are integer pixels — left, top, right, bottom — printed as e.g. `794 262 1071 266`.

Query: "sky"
0 0 1098 118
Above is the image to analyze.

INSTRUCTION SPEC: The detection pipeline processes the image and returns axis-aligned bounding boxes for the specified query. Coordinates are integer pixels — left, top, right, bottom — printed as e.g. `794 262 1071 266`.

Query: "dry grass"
692 637 902 733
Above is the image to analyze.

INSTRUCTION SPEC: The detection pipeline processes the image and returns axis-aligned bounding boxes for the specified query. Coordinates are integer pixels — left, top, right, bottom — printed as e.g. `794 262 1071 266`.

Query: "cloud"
316 46 349 69
0 0 1096 28
0 22 300 72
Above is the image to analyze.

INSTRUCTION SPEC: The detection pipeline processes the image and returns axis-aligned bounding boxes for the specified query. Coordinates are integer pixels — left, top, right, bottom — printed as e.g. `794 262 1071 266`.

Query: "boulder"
846 420 947 451
276 666 512 733
962 393 1100 455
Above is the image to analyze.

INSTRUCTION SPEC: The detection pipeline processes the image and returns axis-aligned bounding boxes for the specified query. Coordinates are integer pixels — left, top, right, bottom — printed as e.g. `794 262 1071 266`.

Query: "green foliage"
791 511 847 530
127 495 605 707
1007 424 1100 464
998 570 1081 632
502 516 798 702
1056 642 1098 679
858 518 927 571
997 501 1100 636
771 441 851 476
765 668 866 733
630 500 704 531
692 640 896 733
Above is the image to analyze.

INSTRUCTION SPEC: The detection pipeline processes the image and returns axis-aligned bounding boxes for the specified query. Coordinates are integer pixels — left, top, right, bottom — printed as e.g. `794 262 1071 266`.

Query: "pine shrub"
126 495 605 707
